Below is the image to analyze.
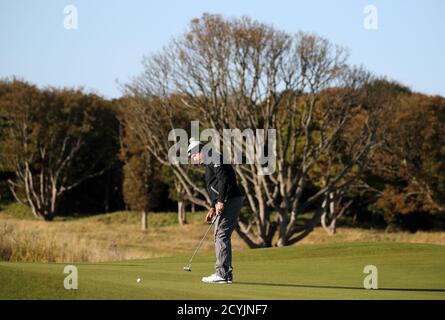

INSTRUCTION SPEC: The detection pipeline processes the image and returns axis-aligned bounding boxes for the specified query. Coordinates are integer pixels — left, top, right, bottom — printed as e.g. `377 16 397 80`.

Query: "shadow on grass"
235 281 445 293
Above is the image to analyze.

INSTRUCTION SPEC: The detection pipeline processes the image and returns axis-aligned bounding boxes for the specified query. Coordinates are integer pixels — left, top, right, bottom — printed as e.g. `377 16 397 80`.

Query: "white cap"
187 138 202 156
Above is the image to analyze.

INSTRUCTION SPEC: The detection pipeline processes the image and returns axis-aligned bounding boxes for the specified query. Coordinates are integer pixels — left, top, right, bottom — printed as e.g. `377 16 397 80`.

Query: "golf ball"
136 277 142 283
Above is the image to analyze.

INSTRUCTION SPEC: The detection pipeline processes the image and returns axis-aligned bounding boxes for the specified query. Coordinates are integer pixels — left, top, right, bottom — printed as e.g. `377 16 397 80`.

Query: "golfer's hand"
205 208 215 223
215 201 224 214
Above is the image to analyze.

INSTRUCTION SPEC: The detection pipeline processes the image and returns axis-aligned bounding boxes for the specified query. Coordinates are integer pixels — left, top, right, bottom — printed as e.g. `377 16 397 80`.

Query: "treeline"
0 79 443 232
0 80 176 221
1 14 444 245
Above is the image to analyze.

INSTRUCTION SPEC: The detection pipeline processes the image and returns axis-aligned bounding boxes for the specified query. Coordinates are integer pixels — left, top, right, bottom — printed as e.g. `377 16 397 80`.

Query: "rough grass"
1 203 445 263
0 204 247 263
0 202 35 220
302 226 445 245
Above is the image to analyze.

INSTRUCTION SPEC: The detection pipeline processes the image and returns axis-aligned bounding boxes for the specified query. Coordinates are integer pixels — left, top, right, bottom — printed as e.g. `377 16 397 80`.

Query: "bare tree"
121 14 383 246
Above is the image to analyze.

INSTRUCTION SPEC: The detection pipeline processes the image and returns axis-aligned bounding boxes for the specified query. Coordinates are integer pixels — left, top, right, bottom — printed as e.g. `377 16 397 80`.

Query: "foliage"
0 79 120 219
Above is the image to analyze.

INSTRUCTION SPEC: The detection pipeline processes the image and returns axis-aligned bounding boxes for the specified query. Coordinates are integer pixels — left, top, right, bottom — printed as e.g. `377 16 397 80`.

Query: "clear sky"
1 0 444 99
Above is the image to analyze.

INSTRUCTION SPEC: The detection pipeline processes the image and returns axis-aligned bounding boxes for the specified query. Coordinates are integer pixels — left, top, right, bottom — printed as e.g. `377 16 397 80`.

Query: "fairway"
1 242 444 300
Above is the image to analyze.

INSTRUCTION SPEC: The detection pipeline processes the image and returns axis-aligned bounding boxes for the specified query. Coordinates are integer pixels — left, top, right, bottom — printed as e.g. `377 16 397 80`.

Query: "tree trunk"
285 206 325 245
329 218 337 235
141 210 148 231
321 211 336 235
175 181 187 225
321 194 351 235
276 211 290 247
234 224 265 248
319 190 335 235
178 200 187 225
104 171 111 213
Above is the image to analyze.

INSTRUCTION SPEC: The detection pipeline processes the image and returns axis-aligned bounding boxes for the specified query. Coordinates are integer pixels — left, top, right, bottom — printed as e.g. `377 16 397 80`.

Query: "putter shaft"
184 213 219 270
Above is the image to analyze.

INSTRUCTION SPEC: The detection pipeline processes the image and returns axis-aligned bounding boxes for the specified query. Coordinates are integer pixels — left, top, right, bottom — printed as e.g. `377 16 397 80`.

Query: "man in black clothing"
187 138 244 284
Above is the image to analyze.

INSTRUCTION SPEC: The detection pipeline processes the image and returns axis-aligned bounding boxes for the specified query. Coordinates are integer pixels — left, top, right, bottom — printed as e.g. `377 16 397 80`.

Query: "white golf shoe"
201 273 228 284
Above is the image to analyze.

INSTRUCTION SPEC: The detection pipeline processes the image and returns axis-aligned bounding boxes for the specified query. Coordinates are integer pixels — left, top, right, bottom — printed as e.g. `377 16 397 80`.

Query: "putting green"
1 242 444 299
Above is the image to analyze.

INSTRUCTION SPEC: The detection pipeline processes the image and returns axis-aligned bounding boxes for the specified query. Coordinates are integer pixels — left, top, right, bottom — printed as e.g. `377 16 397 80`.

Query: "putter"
183 212 220 272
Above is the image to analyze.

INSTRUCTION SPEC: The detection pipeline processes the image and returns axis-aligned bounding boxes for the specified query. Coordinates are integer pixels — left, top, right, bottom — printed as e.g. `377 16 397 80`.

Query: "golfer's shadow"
235 281 445 293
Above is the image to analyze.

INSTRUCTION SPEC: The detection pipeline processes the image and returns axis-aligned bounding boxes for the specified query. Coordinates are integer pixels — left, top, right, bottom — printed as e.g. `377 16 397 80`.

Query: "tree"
0 80 119 220
159 165 204 225
121 14 384 247
117 92 211 217
120 116 164 230
369 92 445 228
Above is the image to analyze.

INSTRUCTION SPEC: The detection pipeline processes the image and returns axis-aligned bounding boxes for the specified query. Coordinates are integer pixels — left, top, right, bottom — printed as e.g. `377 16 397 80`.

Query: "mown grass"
1 203 444 299
1 242 444 299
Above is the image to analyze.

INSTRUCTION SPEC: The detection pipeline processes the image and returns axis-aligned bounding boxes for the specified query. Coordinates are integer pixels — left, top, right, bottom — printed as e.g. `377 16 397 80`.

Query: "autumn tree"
119 112 165 230
117 92 210 225
0 79 119 220
121 14 384 247
369 91 445 229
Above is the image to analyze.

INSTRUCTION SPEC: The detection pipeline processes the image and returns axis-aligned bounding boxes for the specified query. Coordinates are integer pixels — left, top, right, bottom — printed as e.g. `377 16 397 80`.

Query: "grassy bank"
0 203 445 263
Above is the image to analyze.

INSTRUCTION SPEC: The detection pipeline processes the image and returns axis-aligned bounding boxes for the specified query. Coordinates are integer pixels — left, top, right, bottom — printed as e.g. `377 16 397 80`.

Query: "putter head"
183 266 192 272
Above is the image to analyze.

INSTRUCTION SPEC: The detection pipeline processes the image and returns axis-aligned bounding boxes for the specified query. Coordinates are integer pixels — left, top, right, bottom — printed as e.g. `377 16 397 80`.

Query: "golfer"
188 138 244 284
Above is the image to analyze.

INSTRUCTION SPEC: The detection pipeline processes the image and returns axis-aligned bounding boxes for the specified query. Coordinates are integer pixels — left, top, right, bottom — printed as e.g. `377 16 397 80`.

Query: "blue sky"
1 0 444 99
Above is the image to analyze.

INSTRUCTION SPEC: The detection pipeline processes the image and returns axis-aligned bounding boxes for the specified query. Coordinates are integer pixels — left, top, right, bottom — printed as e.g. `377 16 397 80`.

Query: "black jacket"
205 156 243 208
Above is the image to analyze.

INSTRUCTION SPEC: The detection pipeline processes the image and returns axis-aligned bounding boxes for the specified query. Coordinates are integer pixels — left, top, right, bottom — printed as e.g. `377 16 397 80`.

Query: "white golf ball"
136 277 142 283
